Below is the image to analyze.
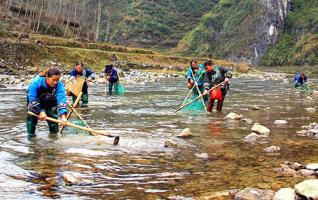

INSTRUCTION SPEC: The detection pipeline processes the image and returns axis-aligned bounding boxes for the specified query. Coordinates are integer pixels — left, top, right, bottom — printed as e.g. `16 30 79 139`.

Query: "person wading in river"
26 67 68 136
203 60 232 112
186 59 205 96
69 62 95 106
104 64 119 95
294 72 307 88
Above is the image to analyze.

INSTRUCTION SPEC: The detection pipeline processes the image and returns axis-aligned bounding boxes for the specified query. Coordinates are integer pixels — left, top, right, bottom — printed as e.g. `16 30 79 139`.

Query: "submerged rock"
195 153 208 159
294 180 318 199
234 188 275 200
297 169 316 177
263 146 280 153
305 107 316 113
273 188 296 200
225 112 243 120
248 105 261 111
63 172 81 185
274 120 288 125
167 195 193 200
177 128 192 138
251 123 270 135
242 118 253 124
243 133 260 142
164 139 177 148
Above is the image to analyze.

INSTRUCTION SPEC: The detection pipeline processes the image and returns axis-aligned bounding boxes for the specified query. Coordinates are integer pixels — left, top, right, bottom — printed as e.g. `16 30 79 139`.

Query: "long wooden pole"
175 81 225 113
66 102 91 130
27 112 119 145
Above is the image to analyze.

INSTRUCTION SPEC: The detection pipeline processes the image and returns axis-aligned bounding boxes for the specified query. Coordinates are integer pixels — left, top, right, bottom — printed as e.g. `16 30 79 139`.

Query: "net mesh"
180 96 206 112
114 83 126 96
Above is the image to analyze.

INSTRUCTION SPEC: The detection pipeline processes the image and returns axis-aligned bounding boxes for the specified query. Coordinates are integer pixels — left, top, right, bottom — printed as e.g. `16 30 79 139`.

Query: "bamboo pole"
27 111 119 145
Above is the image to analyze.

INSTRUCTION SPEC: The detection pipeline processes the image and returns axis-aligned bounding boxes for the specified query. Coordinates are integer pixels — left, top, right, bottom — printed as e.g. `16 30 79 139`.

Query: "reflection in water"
27 136 62 199
0 77 317 199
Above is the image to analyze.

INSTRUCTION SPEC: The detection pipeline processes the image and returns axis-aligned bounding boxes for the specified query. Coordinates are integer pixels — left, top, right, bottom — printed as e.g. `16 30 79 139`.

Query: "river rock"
167 195 193 200
297 169 316 177
306 163 318 171
274 120 288 125
164 139 177 148
285 161 304 170
248 105 261 111
294 180 318 199
273 188 296 200
296 130 308 136
225 112 243 120
243 133 260 142
63 172 81 185
195 153 208 159
251 123 270 135
306 96 314 101
234 188 275 200
177 128 192 138
274 164 297 176
305 107 316 113
263 146 280 153
242 118 253 124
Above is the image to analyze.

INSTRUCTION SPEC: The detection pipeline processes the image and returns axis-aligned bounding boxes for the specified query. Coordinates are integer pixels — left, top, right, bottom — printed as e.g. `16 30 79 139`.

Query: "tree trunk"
94 0 101 42
3 0 12 18
36 0 44 33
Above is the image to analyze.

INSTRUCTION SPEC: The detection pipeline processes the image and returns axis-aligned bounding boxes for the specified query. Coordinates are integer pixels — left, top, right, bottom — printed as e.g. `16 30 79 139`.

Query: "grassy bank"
0 33 251 74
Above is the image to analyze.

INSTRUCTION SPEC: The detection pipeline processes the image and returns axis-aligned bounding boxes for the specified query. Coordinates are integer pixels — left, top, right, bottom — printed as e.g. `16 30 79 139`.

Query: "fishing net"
295 84 312 93
63 118 89 135
114 83 126 96
180 96 206 112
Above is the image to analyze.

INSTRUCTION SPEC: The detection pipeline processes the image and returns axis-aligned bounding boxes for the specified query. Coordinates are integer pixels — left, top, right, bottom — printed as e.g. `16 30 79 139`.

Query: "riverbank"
0 33 250 77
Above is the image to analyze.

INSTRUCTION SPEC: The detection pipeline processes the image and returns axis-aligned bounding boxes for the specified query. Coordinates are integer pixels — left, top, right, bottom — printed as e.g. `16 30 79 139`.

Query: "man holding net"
203 60 232 112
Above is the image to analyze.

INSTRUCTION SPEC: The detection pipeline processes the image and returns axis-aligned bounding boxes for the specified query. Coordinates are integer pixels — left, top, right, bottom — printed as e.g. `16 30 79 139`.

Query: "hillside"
0 0 317 66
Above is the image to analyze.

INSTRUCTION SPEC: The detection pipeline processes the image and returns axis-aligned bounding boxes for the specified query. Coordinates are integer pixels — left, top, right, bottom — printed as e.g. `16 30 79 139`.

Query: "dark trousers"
26 108 59 136
108 81 118 96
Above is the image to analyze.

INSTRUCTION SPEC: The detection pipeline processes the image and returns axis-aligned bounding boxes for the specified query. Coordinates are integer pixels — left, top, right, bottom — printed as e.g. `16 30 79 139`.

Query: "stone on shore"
263 146 280 153
234 188 275 200
251 123 270 135
294 180 318 199
273 188 296 200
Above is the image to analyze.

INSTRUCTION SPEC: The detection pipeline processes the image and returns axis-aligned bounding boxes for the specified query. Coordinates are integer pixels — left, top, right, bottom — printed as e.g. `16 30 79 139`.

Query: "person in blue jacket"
294 72 307 88
104 64 119 95
26 67 68 136
69 62 95 106
186 59 205 96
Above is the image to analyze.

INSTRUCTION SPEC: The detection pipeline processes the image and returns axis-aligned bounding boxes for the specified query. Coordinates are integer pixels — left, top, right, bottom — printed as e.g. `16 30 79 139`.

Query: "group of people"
186 59 232 112
26 58 309 136
26 62 120 136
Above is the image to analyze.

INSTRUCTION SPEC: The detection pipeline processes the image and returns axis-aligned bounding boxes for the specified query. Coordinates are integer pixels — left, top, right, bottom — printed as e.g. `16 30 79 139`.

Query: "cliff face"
251 0 293 62
176 0 294 65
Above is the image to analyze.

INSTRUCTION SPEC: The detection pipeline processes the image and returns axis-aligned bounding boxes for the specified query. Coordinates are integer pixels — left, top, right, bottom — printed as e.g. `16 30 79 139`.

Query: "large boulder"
234 188 275 200
274 188 296 200
251 123 270 135
295 180 318 199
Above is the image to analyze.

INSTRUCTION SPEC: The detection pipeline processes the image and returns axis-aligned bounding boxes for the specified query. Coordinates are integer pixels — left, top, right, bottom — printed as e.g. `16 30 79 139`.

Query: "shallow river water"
0 77 318 199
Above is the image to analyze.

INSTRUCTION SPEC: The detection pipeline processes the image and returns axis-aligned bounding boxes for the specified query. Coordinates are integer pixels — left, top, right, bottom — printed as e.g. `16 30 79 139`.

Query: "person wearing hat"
104 64 119 95
26 67 68 136
203 60 232 112
294 72 307 88
69 62 95 106
186 59 205 96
